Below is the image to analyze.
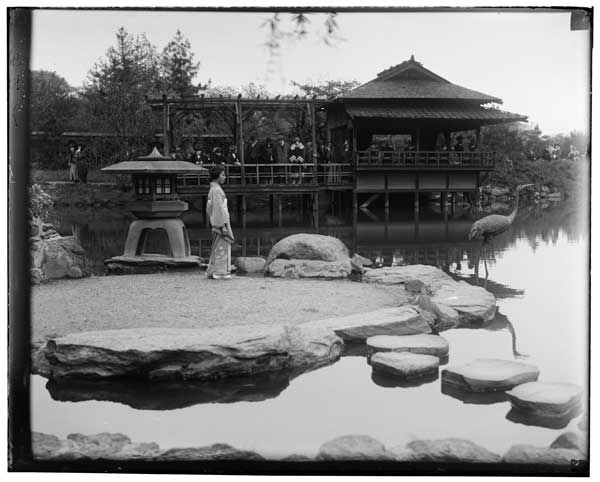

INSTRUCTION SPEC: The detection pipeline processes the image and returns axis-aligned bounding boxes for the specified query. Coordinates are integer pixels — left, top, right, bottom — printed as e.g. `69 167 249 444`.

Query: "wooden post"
269 194 274 224
241 195 247 228
277 195 283 227
414 174 420 213
384 175 389 223
313 191 320 229
441 191 447 216
162 95 170 155
352 191 358 225
476 126 481 147
236 100 246 186
310 102 318 185
416 127 421 151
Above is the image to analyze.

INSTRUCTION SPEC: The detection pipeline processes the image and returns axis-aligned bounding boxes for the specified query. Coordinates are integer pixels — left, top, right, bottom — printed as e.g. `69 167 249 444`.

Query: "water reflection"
440 382 508 405
45 369 296 410
371 371 439 389
505 406 583 430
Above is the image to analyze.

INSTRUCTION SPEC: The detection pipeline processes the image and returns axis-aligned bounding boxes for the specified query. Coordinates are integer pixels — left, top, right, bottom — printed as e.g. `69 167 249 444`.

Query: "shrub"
28 183 54 218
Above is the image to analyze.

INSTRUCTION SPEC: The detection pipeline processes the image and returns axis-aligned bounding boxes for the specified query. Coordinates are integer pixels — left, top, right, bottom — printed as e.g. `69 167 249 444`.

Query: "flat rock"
32 432 262 460
505 382 583 417
550 432 587 456
431 282 496 323
303 306 431 343
502 444 583 465
316 435 393 461
156 444 264 461
371 352 439 379
362 264 452 292
266 258 352 278
266 233 350 267
234 257 266 273
363 265 496 324
366 334 449 357
38 324 343 381
352 253 373 266
402 438 502 463
442 358 540 392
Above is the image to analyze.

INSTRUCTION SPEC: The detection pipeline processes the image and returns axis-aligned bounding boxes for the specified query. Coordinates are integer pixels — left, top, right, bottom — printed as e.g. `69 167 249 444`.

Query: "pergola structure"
147 94 328 185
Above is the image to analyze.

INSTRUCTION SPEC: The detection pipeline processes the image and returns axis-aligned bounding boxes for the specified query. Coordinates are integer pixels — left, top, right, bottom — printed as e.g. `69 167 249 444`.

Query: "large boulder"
502 444 583 465
442 358 540 392
505 382 583 418
316 435 393 461
266 233 349 266
398 438 501 463
370 352 439 379
234 257 266 274
266 258 352 278
32 236 88 283
363 265 496 324
37 324 343 381
367 334 449 358
302 306 431 343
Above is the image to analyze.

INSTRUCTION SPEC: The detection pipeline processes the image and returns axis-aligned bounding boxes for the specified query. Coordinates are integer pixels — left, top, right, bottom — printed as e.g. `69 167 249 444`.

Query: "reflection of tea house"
102 147 206 267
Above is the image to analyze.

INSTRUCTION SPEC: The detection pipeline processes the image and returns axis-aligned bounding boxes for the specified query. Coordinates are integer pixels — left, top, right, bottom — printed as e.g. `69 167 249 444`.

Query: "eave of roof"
346 105 527 123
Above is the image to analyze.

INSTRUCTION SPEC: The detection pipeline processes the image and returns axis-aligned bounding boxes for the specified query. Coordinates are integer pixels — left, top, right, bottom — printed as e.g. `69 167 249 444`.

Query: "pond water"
31 196 589 459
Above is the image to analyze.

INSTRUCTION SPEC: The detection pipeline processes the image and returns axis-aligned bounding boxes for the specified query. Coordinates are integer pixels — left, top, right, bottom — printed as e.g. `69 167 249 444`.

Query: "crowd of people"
170 135 353 184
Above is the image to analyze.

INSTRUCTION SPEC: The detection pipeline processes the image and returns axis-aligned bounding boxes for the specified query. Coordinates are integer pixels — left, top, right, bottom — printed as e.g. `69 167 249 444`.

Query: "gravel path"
32 273 408 341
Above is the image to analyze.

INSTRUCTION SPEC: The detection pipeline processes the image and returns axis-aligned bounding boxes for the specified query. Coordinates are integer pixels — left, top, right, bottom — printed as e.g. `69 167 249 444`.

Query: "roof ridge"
376 55 449 83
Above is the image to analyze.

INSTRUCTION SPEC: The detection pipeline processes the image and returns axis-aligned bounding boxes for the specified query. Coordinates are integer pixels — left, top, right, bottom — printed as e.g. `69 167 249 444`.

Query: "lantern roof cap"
102 147 207 174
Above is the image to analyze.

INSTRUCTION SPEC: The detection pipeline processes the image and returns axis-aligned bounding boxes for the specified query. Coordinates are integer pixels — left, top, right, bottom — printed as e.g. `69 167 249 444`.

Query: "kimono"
206 181 234 278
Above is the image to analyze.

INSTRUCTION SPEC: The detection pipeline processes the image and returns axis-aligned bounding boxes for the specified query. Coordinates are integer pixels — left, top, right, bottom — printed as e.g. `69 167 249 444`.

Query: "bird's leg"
506 318 528 359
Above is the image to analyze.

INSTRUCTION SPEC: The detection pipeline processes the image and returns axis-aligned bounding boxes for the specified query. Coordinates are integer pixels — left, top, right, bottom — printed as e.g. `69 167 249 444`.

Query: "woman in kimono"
206 165 234 279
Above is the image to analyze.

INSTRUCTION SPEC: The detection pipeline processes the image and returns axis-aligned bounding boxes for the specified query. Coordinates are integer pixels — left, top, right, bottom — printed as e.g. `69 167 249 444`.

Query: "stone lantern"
102 147 206 268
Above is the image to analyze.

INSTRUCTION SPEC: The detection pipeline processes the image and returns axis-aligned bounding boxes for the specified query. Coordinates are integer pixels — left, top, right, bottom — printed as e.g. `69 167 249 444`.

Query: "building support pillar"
313 191 319 229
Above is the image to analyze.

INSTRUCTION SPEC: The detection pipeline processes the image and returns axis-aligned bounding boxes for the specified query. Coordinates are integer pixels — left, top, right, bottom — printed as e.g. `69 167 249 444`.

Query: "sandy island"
32 272 409 341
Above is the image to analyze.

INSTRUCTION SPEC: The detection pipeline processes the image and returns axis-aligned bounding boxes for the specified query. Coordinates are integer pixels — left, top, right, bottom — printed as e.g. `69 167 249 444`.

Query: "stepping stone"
367 334 449 357
441 358 539 392
371 352 439 379
505 382 583 418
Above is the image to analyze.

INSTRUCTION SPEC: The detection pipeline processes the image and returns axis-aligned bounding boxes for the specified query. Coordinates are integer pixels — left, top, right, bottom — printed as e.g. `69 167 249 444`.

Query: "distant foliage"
28 183 54 218
291 79 360 99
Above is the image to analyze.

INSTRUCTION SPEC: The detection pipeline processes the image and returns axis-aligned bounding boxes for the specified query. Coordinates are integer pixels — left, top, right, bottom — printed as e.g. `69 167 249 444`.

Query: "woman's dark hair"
209 164 226 180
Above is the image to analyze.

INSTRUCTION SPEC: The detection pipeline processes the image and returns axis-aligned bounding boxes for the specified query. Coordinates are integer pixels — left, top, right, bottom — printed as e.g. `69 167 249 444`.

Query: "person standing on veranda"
206 165 234 280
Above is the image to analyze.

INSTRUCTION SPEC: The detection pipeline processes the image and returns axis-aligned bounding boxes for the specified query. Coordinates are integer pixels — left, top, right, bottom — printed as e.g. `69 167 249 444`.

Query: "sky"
30 8 591 135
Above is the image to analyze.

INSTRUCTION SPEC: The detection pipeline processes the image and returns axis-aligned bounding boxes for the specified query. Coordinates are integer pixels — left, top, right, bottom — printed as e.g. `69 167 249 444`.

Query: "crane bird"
468 184 534 243
468 183 533 280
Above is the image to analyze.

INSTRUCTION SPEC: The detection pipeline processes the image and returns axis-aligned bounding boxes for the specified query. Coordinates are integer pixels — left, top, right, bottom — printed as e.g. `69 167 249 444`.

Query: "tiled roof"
342 56 502 103
343 80 501 102
346 105 527 122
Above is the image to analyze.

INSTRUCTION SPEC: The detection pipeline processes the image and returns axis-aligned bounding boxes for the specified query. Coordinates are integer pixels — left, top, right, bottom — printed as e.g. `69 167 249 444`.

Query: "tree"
83 27 162 161
160 30 204 97
30 70 78 134
291 79 360 99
